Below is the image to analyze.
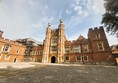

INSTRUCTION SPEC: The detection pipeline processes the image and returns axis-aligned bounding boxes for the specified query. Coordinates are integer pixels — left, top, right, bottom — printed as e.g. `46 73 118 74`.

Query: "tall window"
83 56 88 61
51 46 57 52
58 49 61 53
2 45 11 52
65 46 70 53
96 34 100 39
83 44 89 53
51 37 57 44
76 56 81 61
97 42 104 51
74 46 80 53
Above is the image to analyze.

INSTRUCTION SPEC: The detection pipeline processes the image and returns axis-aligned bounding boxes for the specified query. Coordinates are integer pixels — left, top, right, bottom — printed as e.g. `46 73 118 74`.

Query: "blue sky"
0 0 117 45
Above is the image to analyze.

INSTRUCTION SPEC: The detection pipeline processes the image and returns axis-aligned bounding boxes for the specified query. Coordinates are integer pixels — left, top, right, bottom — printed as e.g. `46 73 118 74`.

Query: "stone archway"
51 56 56 63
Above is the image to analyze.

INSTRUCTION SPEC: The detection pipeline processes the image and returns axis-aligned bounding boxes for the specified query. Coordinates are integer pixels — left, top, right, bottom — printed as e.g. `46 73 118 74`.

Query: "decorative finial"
48 23 51 27
60 19 64 24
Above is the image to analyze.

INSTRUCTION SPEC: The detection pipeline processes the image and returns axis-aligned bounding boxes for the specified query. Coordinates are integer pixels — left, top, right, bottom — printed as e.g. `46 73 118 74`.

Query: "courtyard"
0 63 118 83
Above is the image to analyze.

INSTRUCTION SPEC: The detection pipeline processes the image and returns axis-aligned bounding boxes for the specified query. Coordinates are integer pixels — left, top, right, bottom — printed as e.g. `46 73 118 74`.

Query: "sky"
0 0 117 46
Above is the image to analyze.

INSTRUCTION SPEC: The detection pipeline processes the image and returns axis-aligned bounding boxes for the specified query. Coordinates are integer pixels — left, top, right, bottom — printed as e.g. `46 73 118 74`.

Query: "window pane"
65 56 69 60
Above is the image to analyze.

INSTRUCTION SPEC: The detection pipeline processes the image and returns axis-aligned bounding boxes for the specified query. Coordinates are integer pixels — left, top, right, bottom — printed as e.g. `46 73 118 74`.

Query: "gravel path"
0 64 118 83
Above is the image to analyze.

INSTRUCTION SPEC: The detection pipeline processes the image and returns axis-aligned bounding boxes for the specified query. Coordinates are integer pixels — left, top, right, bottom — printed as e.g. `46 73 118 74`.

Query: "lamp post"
80 43 84 64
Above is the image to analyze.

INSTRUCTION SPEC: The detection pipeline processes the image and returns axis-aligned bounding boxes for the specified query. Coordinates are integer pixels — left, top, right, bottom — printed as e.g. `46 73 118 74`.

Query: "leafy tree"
101 0 118 37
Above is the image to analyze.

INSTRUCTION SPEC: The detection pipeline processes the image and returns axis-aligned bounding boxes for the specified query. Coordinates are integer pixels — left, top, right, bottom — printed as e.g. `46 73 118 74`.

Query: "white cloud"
44 4 48 9
67 28 88 41
0 0 32 39
65 9 71 14
0 0 50 42
0 0 117 46
48 17 54 22
106 33 118 46
74 6 79 11
74 0 80 5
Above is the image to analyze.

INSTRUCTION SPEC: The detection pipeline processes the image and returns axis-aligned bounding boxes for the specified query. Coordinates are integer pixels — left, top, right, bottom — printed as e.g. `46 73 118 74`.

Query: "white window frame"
51 37 57 44
74 45 81 53
0 54 2 59
96 34 100 39
97 42 104 51
1 45 11 52
5 54 10 60
65 47 70 53
76 56 82 61
83 56 89 61
83 44 89 53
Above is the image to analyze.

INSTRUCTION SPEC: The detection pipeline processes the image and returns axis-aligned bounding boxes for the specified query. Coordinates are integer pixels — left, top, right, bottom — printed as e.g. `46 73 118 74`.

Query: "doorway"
51 56 56 63
13 58 17 62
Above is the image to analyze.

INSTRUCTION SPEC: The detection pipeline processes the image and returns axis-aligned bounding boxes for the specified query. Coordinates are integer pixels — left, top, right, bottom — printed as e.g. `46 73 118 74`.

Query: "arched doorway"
51 56 56 63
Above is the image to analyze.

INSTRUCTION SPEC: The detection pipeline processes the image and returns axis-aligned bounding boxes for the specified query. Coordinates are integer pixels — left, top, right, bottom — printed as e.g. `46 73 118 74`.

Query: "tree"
101 0 118 37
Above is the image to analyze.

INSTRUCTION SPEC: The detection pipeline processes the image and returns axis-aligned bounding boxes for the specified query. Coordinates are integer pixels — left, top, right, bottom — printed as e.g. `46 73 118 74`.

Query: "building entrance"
51 56 56 63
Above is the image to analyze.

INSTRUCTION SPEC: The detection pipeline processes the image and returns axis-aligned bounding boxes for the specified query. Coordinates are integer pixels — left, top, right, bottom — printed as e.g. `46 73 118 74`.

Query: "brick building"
42 19 113 64
0 31 26 62
111 44 118 65
30 45 43 62
0 19 114 64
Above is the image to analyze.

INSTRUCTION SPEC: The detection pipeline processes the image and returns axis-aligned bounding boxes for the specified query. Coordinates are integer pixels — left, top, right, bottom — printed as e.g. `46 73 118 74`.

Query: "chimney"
0 30 3 37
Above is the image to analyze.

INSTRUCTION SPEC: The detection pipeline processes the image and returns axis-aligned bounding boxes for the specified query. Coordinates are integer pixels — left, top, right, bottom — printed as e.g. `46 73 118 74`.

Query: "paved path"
0 63 118 83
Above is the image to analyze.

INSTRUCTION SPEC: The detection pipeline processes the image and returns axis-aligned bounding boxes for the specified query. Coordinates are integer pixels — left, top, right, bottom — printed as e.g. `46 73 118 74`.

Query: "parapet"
0 37 26 47
99 26 104 30
94 27 98 30
88 28 93 32
88 26 104 32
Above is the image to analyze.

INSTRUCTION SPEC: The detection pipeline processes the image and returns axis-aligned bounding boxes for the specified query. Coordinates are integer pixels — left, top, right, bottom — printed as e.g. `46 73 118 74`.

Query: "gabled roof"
77 35 86 40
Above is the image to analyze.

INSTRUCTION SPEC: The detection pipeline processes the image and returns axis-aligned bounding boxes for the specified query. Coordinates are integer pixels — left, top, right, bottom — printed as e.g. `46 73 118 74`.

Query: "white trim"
96 34 100 39
76 56 81 61
1 45 11 52
0 54 2 59
1 45 4 51
5 54 10 60
97 42 104 51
